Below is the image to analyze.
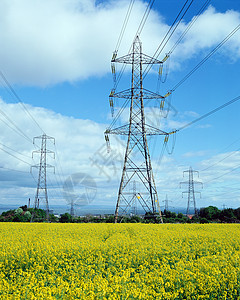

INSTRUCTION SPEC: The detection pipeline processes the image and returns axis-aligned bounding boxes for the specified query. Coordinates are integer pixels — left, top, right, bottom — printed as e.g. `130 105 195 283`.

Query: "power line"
0 142 32 159
0 148 31 166
109 0 195 129
175 95 240 132
153 0 193 58
153 96 240 175
205 164 240 184
169 23 240 93
168 0 211 55
201 148 240 172
0 108 33 143
113 0 157 90
134 0 156 38
0 70 44 134
143 0 195 79
114 0 135 53
0 166 29 174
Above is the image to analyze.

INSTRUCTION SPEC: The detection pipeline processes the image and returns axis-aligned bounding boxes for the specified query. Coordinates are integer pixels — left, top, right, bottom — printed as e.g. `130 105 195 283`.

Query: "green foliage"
20 205 28 211
199 206 220 220
219 208 237 223
1 210 15 217
234 208 240 220
24 211 31 221
59 213 72 223
14 207 23 216
104 215 115 223
200 217 210 224
29 208 46 222
49 214 58 222
13 214 27 222
177 213 184 219
0 205 239 224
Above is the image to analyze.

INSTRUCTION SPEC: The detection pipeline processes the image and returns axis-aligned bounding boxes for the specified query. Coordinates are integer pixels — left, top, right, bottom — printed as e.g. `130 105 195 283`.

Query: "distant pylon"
31 134 55 221
105 36 173 223
162 194 172 211
70 201 74 217
180 167 203 216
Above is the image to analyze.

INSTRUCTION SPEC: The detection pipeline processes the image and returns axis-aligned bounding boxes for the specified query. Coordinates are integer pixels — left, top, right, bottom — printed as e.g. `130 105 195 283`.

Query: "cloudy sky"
0 0 240 213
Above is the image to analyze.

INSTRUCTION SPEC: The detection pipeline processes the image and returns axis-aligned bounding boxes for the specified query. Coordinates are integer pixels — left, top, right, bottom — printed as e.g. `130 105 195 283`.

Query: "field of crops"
0 223 239 299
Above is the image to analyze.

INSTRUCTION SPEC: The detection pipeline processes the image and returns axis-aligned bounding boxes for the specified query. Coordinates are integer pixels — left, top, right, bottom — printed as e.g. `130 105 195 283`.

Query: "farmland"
0 223 239 299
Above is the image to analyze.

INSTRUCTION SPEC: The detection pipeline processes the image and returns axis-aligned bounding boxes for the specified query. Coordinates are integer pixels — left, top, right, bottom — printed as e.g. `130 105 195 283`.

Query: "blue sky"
0 0 240 213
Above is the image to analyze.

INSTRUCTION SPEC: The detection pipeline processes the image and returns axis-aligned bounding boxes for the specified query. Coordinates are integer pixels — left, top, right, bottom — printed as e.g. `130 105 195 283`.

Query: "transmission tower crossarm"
145 124 168 135
193 180 203 186
32 149 55 158
106 124 168 136
110 88 165 100
33 134 55 144
113 52 163 65
183 169 199 176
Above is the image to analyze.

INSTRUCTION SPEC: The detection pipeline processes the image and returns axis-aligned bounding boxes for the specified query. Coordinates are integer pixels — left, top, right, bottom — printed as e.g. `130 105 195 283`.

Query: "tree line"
0 205 239 223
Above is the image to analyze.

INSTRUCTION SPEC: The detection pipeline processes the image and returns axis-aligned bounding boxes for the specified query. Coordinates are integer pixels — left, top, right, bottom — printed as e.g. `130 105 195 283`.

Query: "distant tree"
1 210 15 217
20 205 28 211
233 208 240 220
200 217 209 224
28 208 46 222
14 207 23 216
177 213 184 219
163 210 177 219
24 211 32 221
144 212 157 223
199 206 220 220
220 208 237 223
59 213 72 223
13 214 26 222
49 214 59 222
104 215 115 223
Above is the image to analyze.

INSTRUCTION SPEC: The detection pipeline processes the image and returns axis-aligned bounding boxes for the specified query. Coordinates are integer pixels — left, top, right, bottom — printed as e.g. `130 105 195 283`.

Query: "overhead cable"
0 166 29 174
168 0 211 54
205 164 240 184
170 23 240 93
114 0 135 54
114 0 156 89
201 148 240 172
0 108 33 143
0 142 31 159
175 95 240 132
0 148 31 166
0 70 44 134
143 0 195 79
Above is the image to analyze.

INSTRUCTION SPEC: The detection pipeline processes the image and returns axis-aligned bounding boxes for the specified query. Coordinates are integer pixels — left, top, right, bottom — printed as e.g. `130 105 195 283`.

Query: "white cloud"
183 151 208 158
0 97 239 210
179 6 240 57
0 97 126 207
0 1 239 86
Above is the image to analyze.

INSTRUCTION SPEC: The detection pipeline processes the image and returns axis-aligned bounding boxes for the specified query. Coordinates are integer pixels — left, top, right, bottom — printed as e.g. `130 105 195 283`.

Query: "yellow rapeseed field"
0 223 239 299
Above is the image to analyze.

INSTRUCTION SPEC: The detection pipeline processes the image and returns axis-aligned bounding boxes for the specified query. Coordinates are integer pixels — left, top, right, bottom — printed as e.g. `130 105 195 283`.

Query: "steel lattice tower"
105 36 171 223
31 134 55 221
163 194 172 211
180 167 203 216
70 202 74 217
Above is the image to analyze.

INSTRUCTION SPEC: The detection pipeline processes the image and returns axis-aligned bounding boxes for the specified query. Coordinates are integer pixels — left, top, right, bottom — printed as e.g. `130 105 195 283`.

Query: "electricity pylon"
31 134 55 221
180 167 203 216
162 194 172 211
105 36 173 223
